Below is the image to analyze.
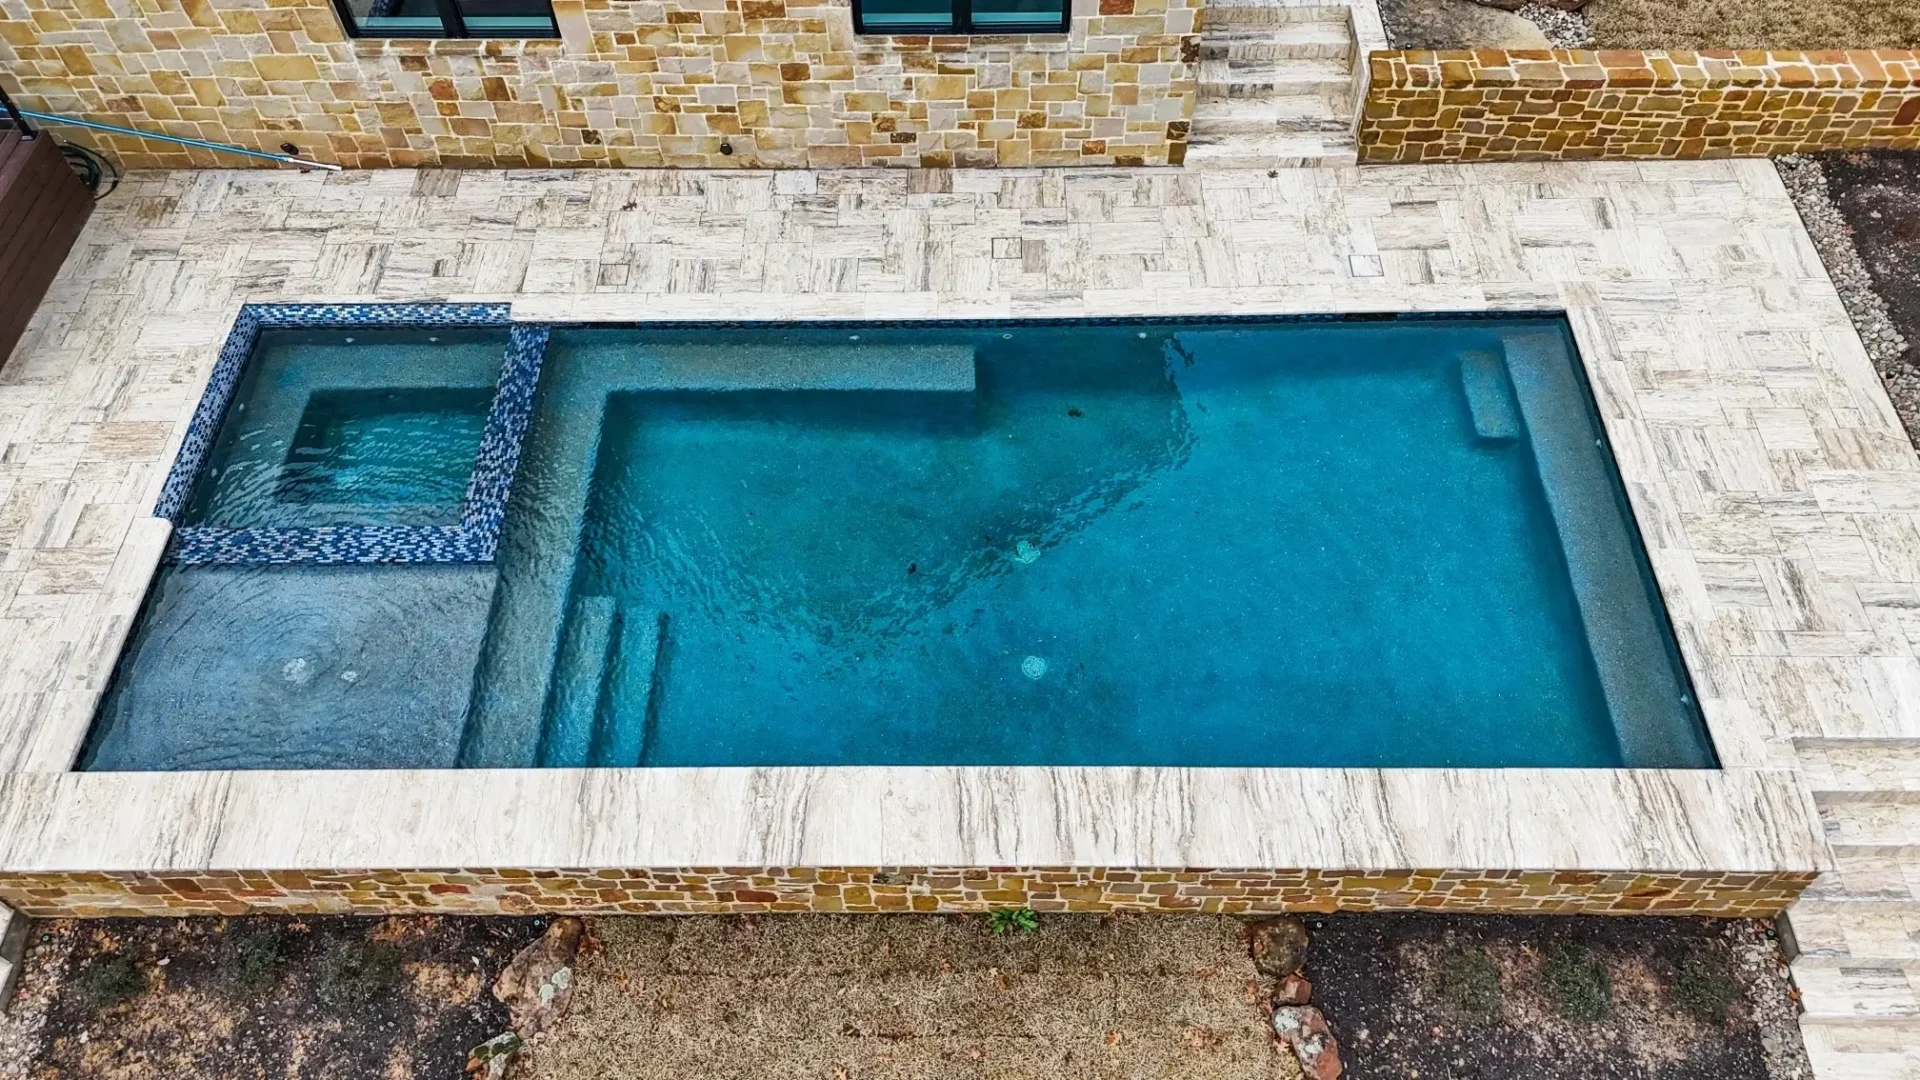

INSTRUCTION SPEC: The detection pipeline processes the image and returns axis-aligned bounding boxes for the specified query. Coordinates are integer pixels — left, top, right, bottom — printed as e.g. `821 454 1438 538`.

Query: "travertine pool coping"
8 160 1907 907
0 765 1820 876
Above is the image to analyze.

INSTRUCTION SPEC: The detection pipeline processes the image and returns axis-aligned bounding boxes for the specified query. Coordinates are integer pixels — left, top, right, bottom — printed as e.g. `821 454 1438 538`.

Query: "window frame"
328 0 560 39
851 0 1070 35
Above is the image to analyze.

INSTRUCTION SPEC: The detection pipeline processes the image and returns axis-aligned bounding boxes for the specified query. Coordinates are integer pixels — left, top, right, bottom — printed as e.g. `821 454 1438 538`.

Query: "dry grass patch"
1586 0 1920 50
515 914 1298 1080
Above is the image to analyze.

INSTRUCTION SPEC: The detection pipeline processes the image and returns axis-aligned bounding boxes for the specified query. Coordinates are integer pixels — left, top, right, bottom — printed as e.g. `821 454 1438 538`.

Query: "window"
331 0 558 38
853 0 1069 34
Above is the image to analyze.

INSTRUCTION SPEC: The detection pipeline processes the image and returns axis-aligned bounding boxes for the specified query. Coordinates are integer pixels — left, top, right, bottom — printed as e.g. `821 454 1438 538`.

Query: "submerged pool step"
625 343 976 393
1458 350 1521 442
538 597 670 767
538 595 621 767
591 611 666 767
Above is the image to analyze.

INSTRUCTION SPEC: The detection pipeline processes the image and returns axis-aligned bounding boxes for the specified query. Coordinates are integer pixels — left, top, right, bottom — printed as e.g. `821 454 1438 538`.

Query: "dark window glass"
345 0 448 36
333 0 557 38
857 0 958 31
852 0 1068 33
969 0 1067 27
456 0 561 35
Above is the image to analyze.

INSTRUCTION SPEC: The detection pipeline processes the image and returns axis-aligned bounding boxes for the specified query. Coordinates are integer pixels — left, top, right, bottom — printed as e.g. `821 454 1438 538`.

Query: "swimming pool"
83 311 1716 771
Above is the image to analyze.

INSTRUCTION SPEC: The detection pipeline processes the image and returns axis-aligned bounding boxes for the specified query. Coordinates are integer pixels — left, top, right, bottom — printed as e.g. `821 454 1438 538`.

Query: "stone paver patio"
0 160 1915 1075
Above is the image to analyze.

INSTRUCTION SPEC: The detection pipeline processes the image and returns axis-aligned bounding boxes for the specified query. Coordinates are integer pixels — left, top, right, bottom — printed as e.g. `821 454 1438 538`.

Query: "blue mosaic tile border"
158 303 546 567
170 526 475 565
461 324 549 560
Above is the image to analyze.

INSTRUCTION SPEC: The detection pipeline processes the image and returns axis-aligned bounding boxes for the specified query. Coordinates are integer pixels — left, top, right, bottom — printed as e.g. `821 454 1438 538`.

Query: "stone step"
1203 0 1350 28
1800 1019 1920 1080
1793 961 1920 1021
1797 737 1920 793
1181 131 1357 169
1798 844 1920 903
1819 791 1920 850
0 902 24 1008
1787 899 1920 963
1191 95 1350 134
1197 23 1352 62
1459 350 1521 442
1198 57 1352 106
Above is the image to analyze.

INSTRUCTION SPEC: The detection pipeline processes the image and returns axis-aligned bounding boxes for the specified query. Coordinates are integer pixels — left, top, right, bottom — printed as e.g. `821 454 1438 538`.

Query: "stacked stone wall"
1360 48 1920 163
0 866 1817 918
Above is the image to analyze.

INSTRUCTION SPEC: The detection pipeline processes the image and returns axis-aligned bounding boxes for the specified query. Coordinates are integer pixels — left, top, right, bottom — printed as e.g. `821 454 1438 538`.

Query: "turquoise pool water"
183 327 505 529
84 316 1716 772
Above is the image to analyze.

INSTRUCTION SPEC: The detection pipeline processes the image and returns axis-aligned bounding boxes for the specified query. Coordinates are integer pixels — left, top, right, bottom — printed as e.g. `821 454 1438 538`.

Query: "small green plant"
221 927 284 999
1435 946 1501 1022
986 907 1040 935
1672 950 1740 1024
468 1032 525 1070
1544 942 1612 1021
316 938 403 1007
73 953 146 1010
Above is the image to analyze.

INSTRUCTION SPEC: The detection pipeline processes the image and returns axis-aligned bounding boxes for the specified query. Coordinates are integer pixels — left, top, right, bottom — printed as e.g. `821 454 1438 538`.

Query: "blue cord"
16 110 342 171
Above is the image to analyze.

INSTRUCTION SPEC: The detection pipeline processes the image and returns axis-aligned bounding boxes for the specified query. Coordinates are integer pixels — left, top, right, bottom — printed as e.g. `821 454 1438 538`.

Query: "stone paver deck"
0 161 1914 1075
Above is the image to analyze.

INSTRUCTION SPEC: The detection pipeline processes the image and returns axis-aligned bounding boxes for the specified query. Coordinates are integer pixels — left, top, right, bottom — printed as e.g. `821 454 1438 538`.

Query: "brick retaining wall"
0 0 1197 168
1359 48 1920 164
0 867 1817 918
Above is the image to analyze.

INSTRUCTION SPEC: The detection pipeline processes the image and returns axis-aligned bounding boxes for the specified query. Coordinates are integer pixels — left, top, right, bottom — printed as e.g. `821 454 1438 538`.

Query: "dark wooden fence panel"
0 131 92 366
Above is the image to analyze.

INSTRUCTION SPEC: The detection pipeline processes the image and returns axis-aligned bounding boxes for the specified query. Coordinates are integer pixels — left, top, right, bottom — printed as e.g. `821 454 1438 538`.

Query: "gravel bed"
1730 919 1814 1080
1776 154 1920 443
1520 3 1596 46
0 920 76 1078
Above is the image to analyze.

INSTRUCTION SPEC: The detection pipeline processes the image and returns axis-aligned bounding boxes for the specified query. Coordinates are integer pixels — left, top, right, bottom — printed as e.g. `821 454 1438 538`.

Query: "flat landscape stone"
1379 0 1551 48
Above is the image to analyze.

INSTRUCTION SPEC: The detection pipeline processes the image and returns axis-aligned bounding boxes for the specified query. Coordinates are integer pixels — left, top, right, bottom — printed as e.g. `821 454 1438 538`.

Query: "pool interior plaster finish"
81 564 498 772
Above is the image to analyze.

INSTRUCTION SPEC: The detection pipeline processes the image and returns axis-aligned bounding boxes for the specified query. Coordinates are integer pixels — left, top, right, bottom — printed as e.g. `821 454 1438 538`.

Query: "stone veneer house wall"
0 0 1201 168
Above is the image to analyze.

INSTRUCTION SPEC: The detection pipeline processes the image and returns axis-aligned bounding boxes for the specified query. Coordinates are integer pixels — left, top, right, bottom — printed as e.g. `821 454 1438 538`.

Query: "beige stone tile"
0 159 1907 931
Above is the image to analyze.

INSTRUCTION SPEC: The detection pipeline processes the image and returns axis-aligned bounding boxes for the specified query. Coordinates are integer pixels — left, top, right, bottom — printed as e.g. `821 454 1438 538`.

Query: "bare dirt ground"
1309 913 1810 1080
515 914 1299 1080
1819 152 1920 378
1779 151 1920 443
3 915 541 1080
1585 0 1920 49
